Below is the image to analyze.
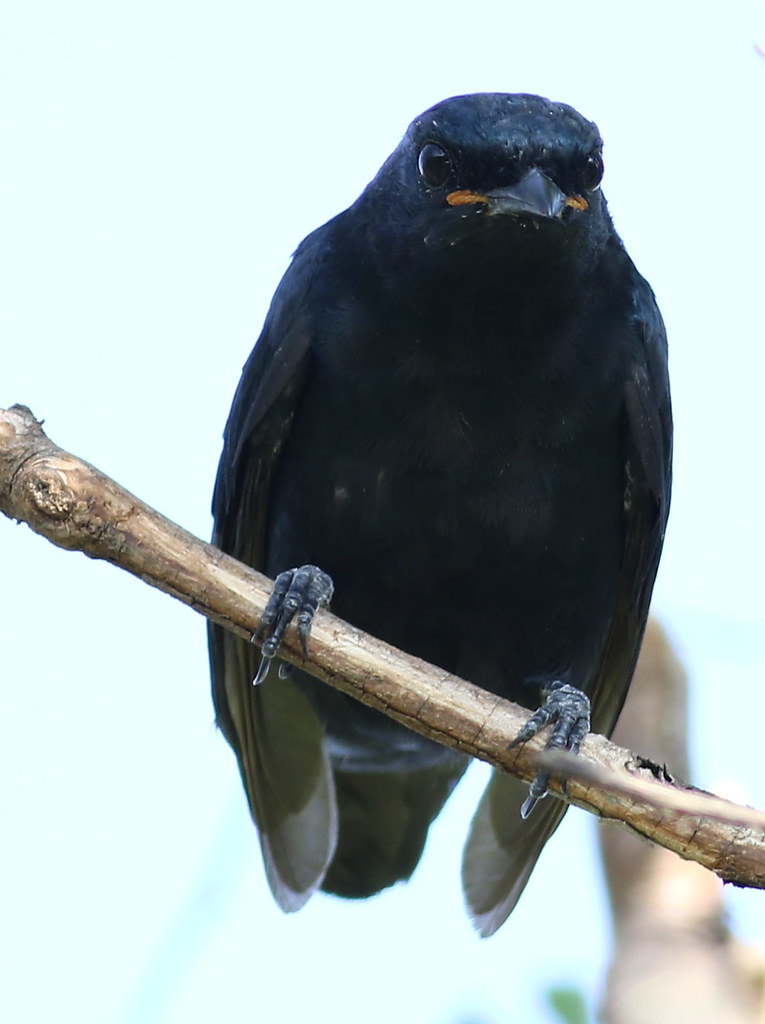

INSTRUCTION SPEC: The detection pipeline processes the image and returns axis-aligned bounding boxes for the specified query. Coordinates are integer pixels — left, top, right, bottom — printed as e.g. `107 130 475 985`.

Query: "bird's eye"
582 151 604 192
417 143 452 187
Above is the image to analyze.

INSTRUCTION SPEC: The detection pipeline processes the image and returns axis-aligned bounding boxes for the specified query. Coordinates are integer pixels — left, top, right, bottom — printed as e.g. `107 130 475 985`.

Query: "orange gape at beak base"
564 195 588 211
447 189 589 213
446 190 489 206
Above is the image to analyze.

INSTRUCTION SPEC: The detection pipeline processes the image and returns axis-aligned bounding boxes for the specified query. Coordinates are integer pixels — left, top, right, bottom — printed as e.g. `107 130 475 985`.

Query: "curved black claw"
252 565 334 685
508 681 591 819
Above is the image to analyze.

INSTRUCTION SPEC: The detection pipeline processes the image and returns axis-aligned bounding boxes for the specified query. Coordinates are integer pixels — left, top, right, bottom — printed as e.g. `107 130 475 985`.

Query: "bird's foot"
508 682 590 819
252 565 334 685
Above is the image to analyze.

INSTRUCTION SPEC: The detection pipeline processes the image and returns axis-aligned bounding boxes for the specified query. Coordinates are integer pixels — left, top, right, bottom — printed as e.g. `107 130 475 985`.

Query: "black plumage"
208 92 672 936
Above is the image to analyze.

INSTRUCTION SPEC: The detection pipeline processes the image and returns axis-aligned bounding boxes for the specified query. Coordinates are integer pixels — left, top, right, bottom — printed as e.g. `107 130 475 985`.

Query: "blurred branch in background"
598 620 765 1024
2 403 765 897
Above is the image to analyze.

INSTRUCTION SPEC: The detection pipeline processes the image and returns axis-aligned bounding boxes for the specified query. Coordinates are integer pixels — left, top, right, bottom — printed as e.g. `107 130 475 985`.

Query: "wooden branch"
539 749 765 831
2 403 764 892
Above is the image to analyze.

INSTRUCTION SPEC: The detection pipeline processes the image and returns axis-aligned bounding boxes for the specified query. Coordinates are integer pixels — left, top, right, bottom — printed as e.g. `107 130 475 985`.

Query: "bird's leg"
508 681 591 818
252 565 334 685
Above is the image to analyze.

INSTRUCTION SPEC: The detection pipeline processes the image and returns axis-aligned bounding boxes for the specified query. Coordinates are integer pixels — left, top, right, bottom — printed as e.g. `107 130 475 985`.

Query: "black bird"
209 93 672 937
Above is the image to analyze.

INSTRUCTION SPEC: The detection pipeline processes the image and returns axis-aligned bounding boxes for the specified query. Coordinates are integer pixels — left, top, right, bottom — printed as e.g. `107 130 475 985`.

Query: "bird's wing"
210 249 317 560
213 643 337 911
462 770 567 937
209 237 339 910
588 284 672 734
463 285 672 936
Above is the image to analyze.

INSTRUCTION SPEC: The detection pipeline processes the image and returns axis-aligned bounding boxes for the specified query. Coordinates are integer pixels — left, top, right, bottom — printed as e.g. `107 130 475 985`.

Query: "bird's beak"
447 168 587 220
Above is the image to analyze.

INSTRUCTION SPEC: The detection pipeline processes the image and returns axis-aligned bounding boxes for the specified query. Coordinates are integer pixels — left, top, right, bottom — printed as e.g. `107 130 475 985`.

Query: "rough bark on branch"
1 403 764 892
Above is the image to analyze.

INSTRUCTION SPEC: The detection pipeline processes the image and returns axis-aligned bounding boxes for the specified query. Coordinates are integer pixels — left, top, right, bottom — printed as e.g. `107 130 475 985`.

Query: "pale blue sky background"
2 2 764 1022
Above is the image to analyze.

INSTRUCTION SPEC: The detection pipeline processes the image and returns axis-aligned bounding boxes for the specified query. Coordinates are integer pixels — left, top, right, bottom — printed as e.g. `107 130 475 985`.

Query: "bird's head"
364 93 609 254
